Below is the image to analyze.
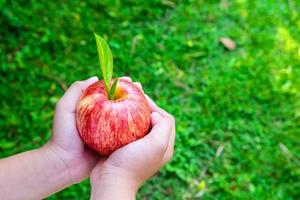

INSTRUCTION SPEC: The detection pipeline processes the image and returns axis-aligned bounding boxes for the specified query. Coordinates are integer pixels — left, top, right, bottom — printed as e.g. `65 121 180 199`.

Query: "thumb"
143 112 172 154
56 76 98 113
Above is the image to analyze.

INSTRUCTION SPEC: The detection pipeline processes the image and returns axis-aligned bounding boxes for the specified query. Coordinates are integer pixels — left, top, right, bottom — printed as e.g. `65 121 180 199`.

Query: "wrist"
39 143 74 186
41 142 86 186
90 164 139 200
45 140 100 185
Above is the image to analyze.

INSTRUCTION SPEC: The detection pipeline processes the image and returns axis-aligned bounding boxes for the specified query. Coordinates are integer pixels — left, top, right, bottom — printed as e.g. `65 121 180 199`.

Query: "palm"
105 138 161 173
50 77 100 182
53 110 85 152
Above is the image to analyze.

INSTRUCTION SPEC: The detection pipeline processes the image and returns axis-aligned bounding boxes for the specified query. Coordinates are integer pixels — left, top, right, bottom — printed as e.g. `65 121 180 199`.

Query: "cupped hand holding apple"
49 75 175 200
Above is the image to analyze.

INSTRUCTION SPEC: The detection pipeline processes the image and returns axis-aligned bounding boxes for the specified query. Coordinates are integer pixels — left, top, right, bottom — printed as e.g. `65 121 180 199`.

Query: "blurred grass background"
1 0 300 199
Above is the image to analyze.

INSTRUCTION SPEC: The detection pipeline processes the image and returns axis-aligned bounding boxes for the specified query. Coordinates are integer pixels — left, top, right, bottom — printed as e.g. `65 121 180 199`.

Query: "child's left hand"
48 76 101 184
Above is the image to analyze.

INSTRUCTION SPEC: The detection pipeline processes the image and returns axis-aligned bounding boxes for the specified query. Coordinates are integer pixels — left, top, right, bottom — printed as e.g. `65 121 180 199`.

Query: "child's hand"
90 80 175 200
47 76 100 184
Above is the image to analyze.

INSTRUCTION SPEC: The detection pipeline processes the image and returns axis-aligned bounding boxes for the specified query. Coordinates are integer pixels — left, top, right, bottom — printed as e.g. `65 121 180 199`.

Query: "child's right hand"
90 80 175 200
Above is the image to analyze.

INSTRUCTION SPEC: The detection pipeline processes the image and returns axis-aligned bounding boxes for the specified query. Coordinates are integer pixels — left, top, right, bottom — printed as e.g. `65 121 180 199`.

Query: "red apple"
76 79 151 155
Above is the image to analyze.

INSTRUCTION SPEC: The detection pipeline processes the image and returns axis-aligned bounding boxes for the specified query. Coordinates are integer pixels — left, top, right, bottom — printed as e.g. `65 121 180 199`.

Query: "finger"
133 82 142 90
144 112 172 154
150 111 161 126
145 95 173 119
163 123 176 162
56 76 98 113
119 76 132 82
145 95 158 112
145 95 176 161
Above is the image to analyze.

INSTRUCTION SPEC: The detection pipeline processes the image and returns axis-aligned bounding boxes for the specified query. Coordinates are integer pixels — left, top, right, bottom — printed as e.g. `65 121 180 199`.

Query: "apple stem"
108 79 118 100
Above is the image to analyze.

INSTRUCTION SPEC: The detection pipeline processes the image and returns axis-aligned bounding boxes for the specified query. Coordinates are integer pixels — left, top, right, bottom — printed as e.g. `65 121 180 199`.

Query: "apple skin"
76 79 151 155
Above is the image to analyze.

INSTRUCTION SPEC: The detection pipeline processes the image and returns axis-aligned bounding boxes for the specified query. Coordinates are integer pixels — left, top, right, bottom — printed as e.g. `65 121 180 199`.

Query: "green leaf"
94 33 113 95
109 79 118 99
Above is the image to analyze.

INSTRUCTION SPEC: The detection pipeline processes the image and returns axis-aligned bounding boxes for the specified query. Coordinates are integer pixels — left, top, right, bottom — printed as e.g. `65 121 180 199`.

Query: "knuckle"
169 115 175 124
121 76 132 81
71 81 82 88
134 82 142 88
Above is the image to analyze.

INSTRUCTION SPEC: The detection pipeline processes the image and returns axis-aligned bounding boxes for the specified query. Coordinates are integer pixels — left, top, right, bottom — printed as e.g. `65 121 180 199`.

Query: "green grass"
1 0 300 199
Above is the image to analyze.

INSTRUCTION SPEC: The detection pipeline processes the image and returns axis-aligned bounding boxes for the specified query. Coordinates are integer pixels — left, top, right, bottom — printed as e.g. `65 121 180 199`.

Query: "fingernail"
87 76 98 81
134 82 142 89
121 76 132 82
